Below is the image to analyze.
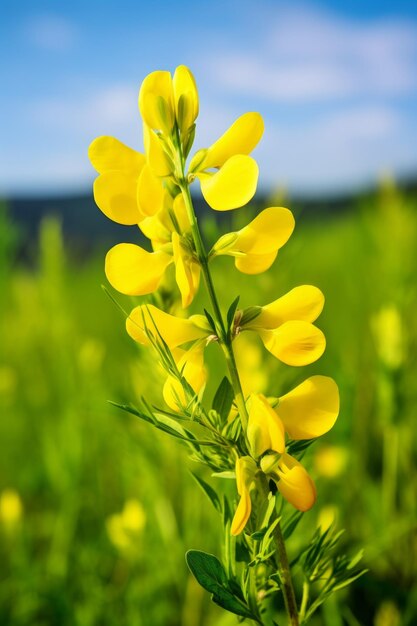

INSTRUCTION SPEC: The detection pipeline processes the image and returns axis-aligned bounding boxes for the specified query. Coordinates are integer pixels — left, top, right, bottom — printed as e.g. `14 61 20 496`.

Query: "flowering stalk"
177 140 298 624
89 65 365 626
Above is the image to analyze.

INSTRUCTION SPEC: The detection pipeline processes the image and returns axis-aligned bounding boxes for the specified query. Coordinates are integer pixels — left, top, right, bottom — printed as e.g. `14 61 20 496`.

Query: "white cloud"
32 84 140 138
207 3 417 101
257 105 411 192
24 14 78 52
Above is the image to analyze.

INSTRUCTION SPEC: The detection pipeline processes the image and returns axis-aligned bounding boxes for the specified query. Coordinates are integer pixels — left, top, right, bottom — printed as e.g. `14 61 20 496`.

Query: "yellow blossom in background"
0 489 23 531
317 505 339 531
0 366 17 399
314 445 348 478
78 338 105 373
374 602 401 626
106 499 146 555
372 305 405 370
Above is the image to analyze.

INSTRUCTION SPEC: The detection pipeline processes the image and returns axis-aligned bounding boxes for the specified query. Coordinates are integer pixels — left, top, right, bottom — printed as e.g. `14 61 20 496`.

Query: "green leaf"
226 296 240 337
331 569 368 592
212 377 234 423
240 306 262 326
186 550 256 619
191 473 222 513
203 308 216 333
282 511 303 540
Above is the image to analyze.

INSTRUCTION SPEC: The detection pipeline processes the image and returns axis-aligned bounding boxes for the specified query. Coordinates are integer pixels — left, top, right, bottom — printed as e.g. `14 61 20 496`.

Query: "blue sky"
1 0 417 196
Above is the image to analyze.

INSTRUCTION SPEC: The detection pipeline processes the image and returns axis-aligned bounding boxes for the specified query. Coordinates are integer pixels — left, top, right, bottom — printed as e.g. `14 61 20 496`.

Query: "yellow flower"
247 377 339 455
172 231 201 308
188 112 264 211
211 207 295 274
90 68 266 302
276 375 340 440
261 453 317 513
247 394 286 458
231 457 258 536
230 377 339 533
139 66 198 136
233 333 267 396
241 286 326 366
89 136 147 225
163 343 207 410
126 304 209 349
102 192 201 304
105 243 172 296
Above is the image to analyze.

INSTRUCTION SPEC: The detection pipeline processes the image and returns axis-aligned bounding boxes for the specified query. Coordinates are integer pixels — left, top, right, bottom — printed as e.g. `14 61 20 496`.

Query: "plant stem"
179 181 248 430
273 522 300 626
178 161 299 626
299 581 309 623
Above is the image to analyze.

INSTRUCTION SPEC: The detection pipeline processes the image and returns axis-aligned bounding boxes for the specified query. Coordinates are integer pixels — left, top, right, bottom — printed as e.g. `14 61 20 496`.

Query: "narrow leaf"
191 472 222 513
212 376 234 423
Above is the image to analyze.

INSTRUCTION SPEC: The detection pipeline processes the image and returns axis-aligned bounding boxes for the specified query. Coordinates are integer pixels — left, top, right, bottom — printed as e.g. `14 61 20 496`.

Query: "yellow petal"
231 489 251 536
231 456 257 536
143 124 173 177
105 244 171 295
137 163 166 217
251 286 325 329
276 454 316 511
258 321 326 366
126 304 208 348
172 232 200 308
233 333 267 396
234 207 295 255
93 171 143 225
247 394 285 457
139 70 174 132
172 194 191 233
198 155 259 211
163 344 206 410
173 65 199 131
88 136 146 174
201 112 264 169
277 376 340 440
138 213 171 244
235 251 278 274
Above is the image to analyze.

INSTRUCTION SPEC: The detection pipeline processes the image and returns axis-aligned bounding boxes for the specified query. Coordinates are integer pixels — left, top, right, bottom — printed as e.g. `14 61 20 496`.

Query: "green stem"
177 148 299 626
273 522 300 626
299 581 309 623
179 181 248 430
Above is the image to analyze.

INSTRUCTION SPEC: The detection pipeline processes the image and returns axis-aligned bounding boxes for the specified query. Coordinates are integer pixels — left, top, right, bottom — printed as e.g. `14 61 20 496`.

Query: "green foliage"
186 550 258 620
1 184 417 624
298 525 367 623
212 377 235 424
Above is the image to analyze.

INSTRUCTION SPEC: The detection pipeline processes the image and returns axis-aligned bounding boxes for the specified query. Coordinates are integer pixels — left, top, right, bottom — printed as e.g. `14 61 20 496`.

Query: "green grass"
1 181 417 625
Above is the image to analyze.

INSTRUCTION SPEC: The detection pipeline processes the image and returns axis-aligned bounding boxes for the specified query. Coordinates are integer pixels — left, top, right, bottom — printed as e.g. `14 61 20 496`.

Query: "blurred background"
1 1 417 624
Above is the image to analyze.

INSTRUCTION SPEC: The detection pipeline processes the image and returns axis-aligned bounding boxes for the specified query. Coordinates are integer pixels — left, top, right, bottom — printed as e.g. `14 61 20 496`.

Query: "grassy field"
1 181 417 625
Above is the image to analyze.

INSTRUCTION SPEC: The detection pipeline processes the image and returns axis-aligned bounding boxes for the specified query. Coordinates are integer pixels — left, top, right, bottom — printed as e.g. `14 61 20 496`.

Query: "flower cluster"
89 65 339 539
